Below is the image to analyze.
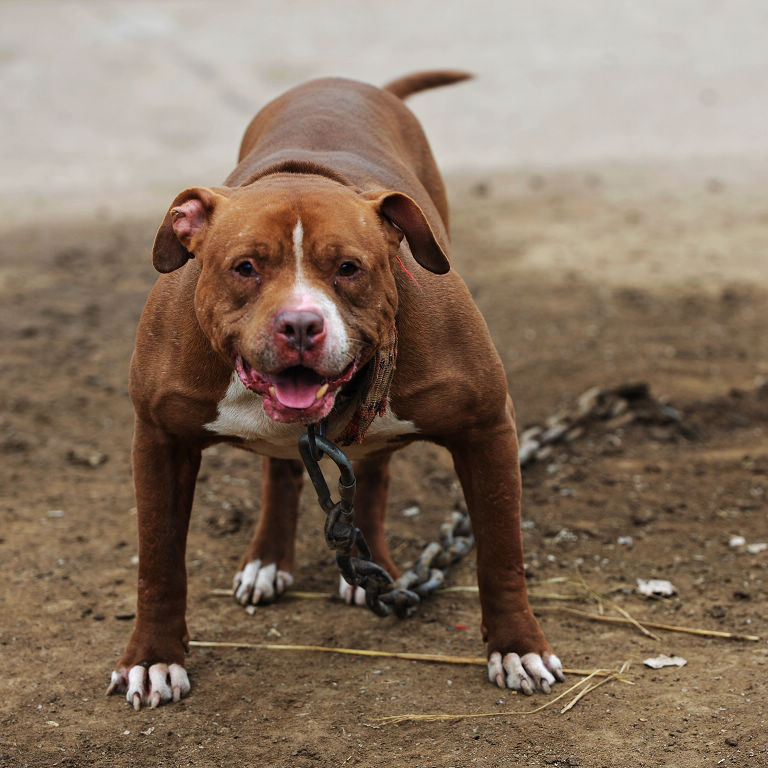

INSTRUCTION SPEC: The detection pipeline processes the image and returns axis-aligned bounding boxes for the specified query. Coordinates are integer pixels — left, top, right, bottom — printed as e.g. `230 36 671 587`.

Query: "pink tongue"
272 370 322 409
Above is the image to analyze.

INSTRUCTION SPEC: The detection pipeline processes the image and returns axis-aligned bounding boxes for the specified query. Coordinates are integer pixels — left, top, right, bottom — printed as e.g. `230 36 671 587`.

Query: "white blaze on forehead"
289 217 349 368
292 218 304 278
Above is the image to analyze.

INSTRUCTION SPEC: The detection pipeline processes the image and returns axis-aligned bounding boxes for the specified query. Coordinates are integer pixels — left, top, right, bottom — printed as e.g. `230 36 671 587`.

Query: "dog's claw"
488 651 505 688
108 662 190 709
105 671 120 697
338 575 366 606
504 652 534 693
547 653 565 682
233 560 293 606
488 650 561 693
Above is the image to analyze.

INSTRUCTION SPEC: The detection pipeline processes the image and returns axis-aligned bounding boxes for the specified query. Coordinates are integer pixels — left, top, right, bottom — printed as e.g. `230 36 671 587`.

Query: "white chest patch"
358 405 417 441
205 373 419 459
204 373 305 451
341 406 419 459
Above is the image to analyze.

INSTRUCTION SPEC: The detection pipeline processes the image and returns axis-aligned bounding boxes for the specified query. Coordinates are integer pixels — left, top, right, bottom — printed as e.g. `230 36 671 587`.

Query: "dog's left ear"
373 192 450 275
153 187 228 273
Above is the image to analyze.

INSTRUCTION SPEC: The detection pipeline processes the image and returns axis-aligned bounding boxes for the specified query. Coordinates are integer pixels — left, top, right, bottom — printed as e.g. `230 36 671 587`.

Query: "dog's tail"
383 70 473 100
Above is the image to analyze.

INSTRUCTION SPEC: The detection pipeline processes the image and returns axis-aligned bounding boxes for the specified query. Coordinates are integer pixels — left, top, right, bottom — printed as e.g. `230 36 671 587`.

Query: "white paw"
338 575 366 606
233 560 293 605
106 663 190 709
487 651 564 694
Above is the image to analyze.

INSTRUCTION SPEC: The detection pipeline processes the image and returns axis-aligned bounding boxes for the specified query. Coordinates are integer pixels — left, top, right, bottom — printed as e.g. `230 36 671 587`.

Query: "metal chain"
392 508 474 601
299 382 675 618
517 381 680 467
299 423 421 618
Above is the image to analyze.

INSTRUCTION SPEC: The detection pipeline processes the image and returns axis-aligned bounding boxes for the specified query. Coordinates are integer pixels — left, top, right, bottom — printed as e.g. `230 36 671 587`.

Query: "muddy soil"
1 168 767 767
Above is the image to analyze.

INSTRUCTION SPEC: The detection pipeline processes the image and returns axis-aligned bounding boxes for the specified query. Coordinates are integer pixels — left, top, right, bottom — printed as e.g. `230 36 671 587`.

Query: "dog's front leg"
447 417 564 694
107 417 200 709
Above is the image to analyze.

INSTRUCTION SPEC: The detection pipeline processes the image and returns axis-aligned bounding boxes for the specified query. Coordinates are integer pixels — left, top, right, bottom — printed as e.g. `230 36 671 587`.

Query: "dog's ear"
373 192 450 275
152 187 227 273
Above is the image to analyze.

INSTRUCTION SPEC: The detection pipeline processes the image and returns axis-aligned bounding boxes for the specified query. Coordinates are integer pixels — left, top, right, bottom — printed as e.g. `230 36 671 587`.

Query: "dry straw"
377 662 633 724
208 574 761 642
189 639 632 721
537 606 760 642
189 638 611 677
197 571 759 723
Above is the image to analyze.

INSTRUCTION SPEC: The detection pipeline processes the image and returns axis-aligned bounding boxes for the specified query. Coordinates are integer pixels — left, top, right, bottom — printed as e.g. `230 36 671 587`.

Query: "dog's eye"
234 261 258 278
337 261 359 278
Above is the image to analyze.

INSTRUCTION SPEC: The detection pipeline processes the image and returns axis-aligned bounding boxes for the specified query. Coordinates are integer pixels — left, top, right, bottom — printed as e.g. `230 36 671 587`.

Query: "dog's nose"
274 309 326 352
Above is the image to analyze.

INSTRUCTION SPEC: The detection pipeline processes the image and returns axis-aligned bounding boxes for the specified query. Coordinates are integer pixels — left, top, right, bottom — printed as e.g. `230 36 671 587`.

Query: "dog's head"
152 175 449 423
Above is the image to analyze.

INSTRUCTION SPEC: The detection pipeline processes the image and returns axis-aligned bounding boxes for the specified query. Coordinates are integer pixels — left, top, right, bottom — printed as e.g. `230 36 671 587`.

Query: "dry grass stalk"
208 588 331 599
190 639 619 679
538 575 761 641
569 574 662 641
209 579 606 601
209 577 632 602
190 639 486 665
539 607 761 642
377 664 632 725
209 576 758 642
559 661 632 714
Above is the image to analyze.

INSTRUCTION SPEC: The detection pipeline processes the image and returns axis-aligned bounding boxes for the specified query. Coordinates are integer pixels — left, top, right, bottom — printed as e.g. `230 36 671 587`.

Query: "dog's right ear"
152 187 226 273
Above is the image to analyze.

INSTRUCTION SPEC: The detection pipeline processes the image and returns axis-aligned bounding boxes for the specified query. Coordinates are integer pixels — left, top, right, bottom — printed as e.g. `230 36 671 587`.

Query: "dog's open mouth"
235 355 359 423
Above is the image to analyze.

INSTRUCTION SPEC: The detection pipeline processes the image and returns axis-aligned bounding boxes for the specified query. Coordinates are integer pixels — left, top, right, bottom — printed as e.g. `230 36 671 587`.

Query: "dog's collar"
331 321 398 446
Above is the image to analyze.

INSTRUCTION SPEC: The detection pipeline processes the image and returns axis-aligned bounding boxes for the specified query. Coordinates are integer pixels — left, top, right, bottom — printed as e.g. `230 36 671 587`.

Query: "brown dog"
107 71 563 709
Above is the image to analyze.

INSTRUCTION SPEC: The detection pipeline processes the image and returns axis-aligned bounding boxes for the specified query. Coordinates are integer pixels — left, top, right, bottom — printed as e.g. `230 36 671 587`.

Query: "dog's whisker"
345 337 372 350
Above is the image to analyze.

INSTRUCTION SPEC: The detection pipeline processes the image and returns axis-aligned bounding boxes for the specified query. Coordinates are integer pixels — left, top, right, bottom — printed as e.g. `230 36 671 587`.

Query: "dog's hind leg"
233 456 302 606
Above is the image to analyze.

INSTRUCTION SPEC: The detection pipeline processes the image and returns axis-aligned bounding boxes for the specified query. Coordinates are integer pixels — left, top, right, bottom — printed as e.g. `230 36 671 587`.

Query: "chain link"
392 509 474 601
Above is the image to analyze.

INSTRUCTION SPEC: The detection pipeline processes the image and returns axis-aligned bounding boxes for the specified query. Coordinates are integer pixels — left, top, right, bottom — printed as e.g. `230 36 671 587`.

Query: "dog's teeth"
269 386 277 398
315 383 329 400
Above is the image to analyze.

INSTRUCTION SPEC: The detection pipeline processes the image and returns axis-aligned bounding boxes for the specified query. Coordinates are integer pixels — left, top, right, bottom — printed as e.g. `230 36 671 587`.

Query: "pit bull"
107 70 563 709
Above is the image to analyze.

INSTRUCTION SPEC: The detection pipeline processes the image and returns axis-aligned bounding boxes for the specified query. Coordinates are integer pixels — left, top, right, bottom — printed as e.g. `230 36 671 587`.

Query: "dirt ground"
2 166 768 767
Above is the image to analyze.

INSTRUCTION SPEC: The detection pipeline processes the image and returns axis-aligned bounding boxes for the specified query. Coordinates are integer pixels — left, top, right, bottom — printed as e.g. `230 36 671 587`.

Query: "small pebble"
637 578 677 597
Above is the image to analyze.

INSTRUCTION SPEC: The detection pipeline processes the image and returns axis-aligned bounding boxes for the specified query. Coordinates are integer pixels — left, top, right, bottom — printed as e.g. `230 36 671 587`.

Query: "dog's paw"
106 663 190 710
338 575 366 606
487 651 564 694
233 559 293 605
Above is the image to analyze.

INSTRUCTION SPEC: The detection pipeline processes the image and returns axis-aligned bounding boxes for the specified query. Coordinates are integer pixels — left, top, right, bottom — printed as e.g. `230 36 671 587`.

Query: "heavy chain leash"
299 422 421 618
299 422 476 618
299 382 674 619
517 381 681 467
